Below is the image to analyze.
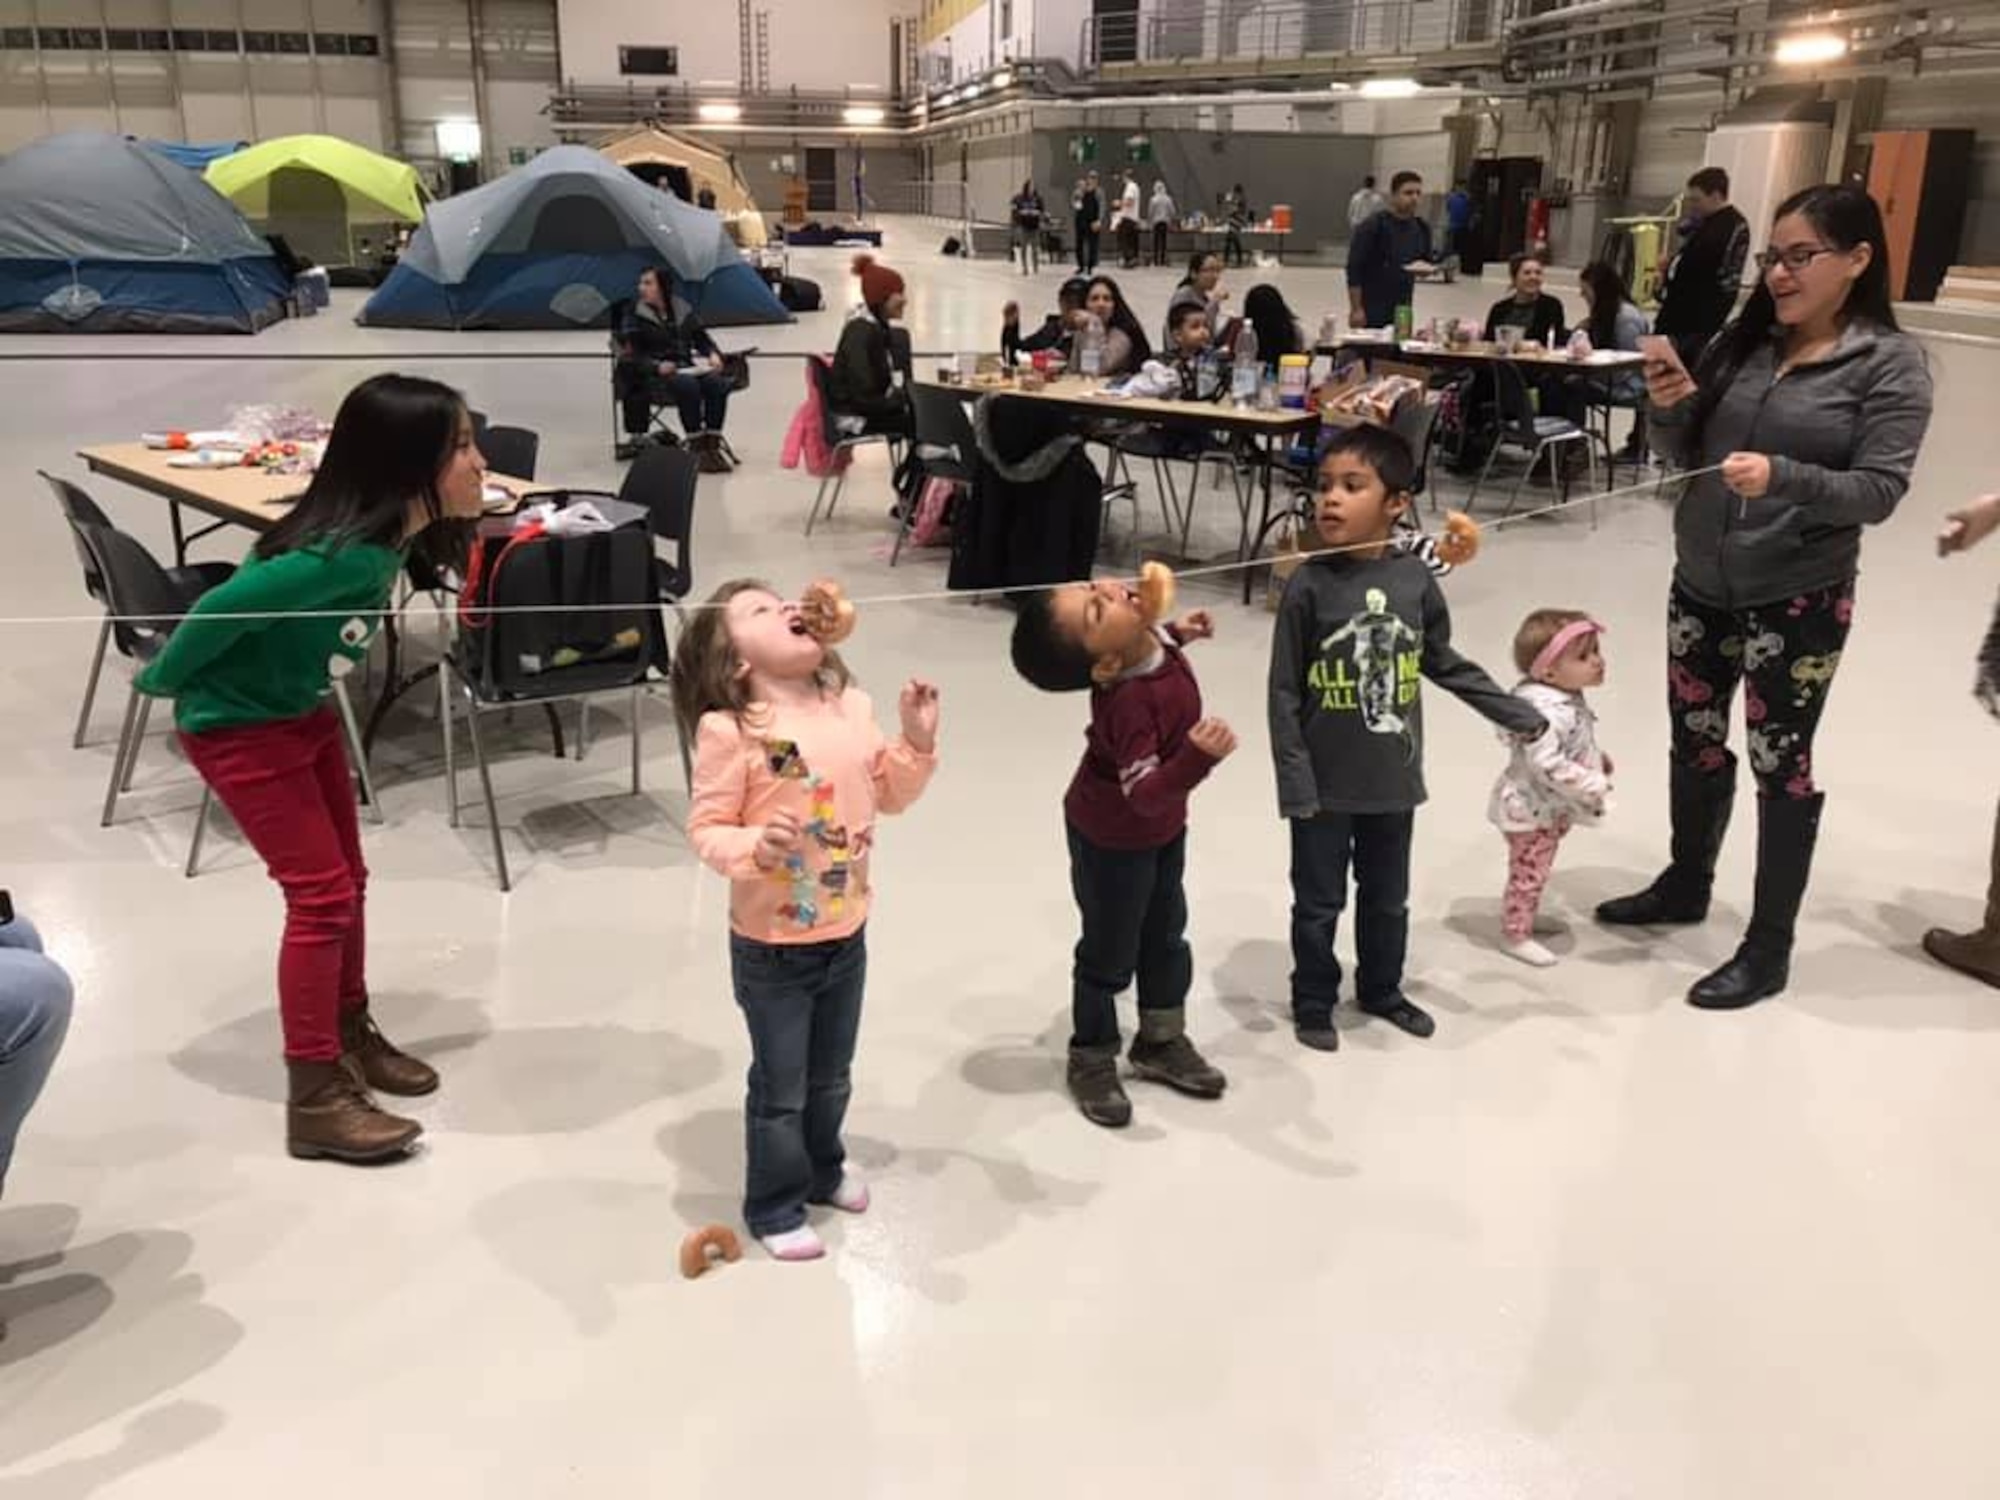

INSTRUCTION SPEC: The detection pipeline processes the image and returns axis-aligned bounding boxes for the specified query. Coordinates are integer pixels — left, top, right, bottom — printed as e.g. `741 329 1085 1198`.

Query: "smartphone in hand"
1637 333 1685 377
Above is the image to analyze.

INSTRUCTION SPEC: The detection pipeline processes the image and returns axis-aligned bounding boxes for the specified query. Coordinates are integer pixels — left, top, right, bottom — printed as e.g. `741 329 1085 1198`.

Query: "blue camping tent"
360 145 789 330
0 132 290 333
140 139 249 170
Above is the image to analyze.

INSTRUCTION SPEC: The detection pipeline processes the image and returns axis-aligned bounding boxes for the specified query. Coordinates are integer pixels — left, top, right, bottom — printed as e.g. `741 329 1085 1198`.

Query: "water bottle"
1077 314 1106 378
1231 321 1260 406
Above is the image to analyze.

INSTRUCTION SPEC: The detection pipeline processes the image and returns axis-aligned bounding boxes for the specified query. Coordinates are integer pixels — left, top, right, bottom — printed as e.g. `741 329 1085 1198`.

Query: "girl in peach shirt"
673 580 939 1262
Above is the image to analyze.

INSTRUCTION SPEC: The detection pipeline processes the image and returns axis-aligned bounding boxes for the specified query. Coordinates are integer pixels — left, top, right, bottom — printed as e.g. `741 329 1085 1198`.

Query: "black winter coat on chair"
948 395 1103 591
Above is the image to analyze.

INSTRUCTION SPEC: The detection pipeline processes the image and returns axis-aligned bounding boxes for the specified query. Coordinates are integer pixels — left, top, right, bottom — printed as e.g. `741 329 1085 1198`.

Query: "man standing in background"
1115 170 1143 268
1148 178 1177 266
1443 180 1473 260
1345 171 1435 329
1074 172 1102 274
1347 175 1386 231
1654 166 1750 370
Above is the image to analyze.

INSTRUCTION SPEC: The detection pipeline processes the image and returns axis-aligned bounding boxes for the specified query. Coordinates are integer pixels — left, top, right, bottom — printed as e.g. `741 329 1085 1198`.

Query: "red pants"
181 708 366 1062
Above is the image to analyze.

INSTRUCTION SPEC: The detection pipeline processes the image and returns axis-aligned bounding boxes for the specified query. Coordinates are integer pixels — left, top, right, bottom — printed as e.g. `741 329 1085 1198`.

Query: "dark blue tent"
0 133 289 333
140 139 249 171
360 145 789 330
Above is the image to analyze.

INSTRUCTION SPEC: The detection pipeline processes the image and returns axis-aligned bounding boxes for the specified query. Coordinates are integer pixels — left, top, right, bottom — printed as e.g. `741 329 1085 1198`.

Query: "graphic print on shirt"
1309 586 1422 756
760 738 864 930
326 616 379 680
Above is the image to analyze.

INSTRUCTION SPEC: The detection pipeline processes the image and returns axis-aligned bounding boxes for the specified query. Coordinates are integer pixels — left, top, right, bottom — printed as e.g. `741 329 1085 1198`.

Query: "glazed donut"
1437 510 1481 568
1135 560 1177 625
799 579 857 644
678 1224 744 1279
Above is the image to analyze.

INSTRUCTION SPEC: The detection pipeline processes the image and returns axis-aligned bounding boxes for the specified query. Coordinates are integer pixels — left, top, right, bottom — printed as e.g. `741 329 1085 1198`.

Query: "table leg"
169 500 188 567
1242 433 1278 606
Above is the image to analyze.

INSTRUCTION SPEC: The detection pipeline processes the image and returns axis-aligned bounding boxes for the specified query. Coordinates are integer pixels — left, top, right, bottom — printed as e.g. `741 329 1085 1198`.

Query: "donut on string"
678 1224 743 1279
1135 560 1177 625
1437 510 1481 568
798 579 857 644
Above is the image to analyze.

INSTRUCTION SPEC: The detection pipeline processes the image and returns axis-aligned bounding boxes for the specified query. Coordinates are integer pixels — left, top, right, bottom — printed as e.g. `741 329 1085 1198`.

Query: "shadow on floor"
0 1204 242 1475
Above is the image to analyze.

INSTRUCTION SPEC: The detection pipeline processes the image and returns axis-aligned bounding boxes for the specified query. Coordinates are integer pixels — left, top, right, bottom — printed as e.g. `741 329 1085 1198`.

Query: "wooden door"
1866 130 1928 301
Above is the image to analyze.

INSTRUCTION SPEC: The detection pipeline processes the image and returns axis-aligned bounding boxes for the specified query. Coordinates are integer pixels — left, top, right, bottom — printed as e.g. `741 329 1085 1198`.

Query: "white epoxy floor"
4 224 2000 1497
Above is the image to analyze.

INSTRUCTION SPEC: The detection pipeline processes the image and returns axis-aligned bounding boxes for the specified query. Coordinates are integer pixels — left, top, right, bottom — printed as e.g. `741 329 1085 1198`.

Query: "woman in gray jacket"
1596 183 1934 1009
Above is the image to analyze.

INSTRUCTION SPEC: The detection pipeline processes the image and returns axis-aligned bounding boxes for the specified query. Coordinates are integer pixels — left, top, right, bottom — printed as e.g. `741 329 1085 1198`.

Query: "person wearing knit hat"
830 253 914 456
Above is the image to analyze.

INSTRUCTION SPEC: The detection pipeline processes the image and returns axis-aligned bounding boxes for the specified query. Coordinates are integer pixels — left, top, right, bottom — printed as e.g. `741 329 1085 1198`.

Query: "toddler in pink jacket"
673 579 939 1262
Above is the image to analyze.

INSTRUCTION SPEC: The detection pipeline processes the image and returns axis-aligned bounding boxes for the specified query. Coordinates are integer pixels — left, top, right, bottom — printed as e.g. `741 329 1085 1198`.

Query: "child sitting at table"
1269 424 1546 1050
1009 566 1236 1128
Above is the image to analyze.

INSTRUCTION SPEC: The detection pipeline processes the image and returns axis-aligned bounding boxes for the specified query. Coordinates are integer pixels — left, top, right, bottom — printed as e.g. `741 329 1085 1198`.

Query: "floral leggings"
1667 580 1855 799
1503 825 1567 941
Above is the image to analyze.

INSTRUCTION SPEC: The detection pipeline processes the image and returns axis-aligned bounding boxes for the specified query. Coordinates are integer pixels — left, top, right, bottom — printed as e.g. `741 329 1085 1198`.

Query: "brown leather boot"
338 1005 440 1096
1923 798 2000 988
286 1058 423 1163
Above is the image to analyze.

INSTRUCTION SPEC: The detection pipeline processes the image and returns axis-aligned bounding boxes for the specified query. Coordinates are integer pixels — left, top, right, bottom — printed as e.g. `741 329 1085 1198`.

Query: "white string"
9 464 1715 629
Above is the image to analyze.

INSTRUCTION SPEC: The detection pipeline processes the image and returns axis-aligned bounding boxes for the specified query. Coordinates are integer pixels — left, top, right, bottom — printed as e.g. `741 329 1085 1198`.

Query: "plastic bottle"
1394 303 1415 342
1077 314 1106 378
1231 321 1260 406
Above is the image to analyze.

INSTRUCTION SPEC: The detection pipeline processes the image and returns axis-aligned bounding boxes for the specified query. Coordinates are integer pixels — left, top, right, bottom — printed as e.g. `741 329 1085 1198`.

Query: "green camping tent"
206 135 425 269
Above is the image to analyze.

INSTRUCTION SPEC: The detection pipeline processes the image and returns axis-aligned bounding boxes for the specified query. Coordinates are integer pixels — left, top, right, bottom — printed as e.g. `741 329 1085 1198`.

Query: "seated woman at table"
1579 260 1652 461
615 266 734 460
830 255 912 439
133 374 487 1166
1241 283 1305 368
1484 253 1568 347
1082 275 1153 378
1002 277 1090 364
1164 250 1227 351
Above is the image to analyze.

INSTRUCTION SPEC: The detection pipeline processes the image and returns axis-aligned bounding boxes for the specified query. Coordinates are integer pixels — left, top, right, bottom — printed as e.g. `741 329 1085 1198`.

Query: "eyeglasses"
1756 244 1838 275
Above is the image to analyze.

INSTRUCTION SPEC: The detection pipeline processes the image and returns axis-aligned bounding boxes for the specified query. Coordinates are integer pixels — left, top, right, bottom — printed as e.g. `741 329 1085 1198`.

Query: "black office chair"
42 471 232 749
898 383 976 565
479 424 541 482
443 525 676 891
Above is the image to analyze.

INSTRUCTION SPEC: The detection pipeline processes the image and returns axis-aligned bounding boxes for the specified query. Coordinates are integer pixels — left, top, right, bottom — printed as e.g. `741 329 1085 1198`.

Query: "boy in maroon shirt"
1010 579 1238 1127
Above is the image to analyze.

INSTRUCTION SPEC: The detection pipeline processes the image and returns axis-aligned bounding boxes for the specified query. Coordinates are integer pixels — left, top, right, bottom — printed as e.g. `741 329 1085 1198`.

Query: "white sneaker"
1504 938 1559 968
760 1225 826 1262
824 1172 870 1214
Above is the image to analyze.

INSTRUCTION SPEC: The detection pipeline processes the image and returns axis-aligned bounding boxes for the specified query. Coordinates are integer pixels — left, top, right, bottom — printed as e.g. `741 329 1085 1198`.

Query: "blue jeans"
1288 812 1415 1025
730 928 866 1236
0 917 74 1196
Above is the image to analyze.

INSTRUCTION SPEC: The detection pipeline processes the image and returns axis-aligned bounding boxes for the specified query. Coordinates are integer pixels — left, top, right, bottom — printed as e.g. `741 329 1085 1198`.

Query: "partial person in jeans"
0 902 73 1197
1269 426 1546 1051
1010 579 1235 1129
1009 179 1044 275
677 580 939 1261
1596 183 1933 1009
1926 489 2000 987
135 374 487 1163
1148 179 1176 266
614 265 735 465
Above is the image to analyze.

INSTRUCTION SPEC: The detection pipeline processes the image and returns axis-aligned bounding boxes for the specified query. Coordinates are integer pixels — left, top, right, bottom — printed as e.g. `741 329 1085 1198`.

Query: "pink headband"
1531 619 1604 680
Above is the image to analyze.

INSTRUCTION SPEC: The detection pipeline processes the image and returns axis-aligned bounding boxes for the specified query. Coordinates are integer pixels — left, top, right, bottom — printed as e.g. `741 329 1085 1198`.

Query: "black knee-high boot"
1688 793 1823 1009
1596 757 1737 926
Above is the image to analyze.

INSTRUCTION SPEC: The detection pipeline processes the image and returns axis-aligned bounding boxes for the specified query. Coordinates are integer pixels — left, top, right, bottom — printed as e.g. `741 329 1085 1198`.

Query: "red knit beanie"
852 253 905 309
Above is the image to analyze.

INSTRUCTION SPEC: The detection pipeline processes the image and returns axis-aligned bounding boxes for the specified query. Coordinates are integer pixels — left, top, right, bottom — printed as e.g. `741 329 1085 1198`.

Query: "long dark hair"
1084 274 1153 364
1690 183 1897 450
1579 260 1631 350
256 373 471 572
1177 249 1220 290
1242 283 1302 362
639 263 676 307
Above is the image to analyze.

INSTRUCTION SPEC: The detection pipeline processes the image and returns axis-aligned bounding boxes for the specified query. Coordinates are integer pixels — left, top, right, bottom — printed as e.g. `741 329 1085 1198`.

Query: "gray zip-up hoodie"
1650 319 1932 609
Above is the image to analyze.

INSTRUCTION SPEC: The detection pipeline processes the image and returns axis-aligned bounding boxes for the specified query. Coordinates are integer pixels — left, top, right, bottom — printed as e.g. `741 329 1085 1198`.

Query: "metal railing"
1080 0 1500 72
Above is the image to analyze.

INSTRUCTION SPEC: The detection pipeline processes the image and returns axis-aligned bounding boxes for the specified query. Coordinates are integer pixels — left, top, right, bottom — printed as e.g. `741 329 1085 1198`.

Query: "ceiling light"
1359 77 1422 99
843 105 887 126
697 102 742 123
435 118 482 162
1773 30 1847 65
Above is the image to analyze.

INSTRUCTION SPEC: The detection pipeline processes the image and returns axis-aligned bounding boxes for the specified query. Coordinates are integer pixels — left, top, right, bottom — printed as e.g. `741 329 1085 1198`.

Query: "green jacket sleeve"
134 549 320 699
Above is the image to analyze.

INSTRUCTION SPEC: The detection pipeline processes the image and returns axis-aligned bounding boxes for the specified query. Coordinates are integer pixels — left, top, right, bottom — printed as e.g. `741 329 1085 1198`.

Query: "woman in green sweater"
137 374 486 1163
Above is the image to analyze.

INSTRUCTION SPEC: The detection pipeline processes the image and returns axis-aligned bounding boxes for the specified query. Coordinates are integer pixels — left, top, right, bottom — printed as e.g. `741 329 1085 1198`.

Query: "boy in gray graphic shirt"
1269 426 1547 1050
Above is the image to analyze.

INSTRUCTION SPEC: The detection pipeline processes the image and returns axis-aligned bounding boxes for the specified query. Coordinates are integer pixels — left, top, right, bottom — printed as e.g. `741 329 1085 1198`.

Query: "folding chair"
1468 363 1611 525
442 525 676 892
899 383 976 565
607 298 684 460
802 355 904 535
1389 395 1446 513
42 471 231 749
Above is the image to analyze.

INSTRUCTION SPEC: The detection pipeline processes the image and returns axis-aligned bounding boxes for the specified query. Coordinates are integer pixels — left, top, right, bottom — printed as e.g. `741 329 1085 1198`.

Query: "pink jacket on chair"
781 356 853 479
